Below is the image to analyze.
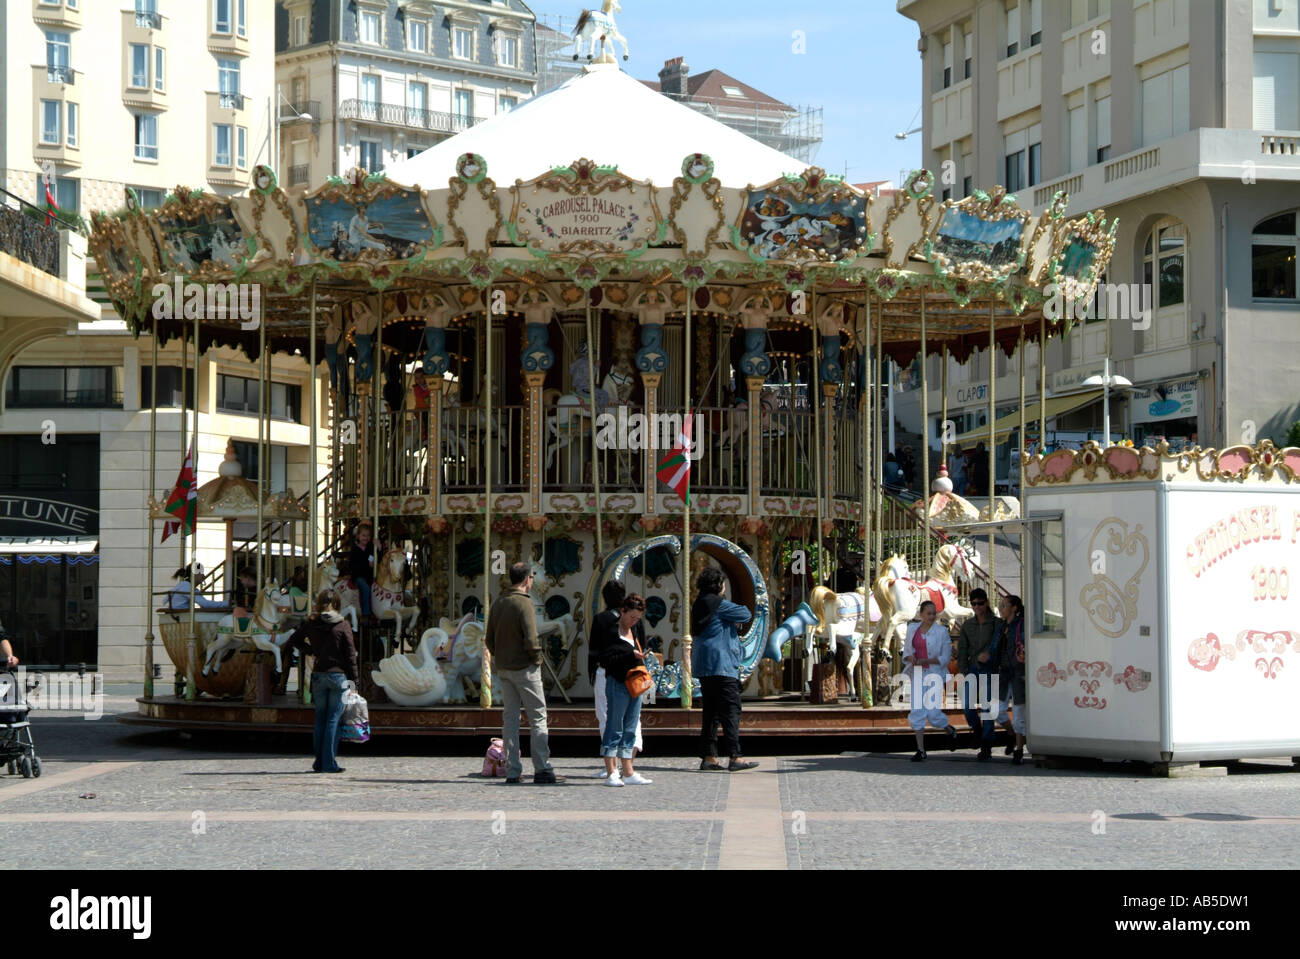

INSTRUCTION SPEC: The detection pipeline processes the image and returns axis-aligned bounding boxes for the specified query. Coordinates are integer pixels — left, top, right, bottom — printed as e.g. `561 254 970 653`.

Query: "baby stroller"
1 668 40 778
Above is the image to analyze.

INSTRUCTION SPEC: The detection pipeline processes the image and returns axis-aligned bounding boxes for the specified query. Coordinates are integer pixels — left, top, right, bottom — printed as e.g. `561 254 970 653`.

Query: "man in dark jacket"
288 590 358 774
485 562 561 784
956 588 999 759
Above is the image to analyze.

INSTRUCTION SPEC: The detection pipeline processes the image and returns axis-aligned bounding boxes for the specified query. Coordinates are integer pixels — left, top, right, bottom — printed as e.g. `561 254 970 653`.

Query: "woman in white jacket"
904 600 959 762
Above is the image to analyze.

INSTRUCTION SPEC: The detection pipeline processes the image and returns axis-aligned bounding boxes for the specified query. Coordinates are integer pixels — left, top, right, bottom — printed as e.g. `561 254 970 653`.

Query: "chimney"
658 57 690 100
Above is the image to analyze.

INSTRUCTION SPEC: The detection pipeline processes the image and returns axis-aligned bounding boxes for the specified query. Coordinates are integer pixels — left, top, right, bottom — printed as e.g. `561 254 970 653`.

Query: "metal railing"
443 405 525 492
47 66 75 85
833 411 862 501
136 11 163 29
280 100 319 122
0 187 60 276
759 408 815 497
338 98 487 135
219 92 245 110
692 406 747 494
288 164 310 186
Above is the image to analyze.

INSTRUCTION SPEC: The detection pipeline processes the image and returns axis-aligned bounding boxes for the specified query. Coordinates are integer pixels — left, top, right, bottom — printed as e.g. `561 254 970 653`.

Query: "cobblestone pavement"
4 690 1299 869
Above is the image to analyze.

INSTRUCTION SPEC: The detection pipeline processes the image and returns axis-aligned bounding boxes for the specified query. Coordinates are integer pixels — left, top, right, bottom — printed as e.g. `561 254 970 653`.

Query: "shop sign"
0 495 99 536
1130 379 1198 424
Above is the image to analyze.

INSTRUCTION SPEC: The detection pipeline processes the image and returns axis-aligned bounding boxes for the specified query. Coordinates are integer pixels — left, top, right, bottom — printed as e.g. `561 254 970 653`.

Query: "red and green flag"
656 410 693 505
43 179 58 227
160 441 197 543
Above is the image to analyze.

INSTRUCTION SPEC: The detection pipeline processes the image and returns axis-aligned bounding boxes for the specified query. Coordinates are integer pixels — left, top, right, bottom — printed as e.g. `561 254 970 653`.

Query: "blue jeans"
962 667 996 744
311 672 349 772
600 673 643 759
353 577 372 616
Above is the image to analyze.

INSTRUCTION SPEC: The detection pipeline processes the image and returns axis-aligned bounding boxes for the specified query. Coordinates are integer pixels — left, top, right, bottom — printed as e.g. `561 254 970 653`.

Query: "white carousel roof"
385 63 808 189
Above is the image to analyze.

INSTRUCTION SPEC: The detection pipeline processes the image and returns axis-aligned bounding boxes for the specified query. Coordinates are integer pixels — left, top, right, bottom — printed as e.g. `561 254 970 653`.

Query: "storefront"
1129 378 1199 451
0 435 100 668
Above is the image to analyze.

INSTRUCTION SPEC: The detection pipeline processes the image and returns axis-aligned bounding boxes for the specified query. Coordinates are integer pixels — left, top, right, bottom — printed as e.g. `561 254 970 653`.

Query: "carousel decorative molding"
1023 440 1300 487
921 187 1033 286
732 166 870 267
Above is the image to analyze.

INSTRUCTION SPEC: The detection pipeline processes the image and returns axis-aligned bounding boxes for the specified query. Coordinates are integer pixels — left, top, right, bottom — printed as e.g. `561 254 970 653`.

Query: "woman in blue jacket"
692 567 758 772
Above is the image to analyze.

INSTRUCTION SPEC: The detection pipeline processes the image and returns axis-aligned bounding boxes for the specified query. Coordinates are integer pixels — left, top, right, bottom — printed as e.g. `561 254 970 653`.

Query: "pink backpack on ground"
482 738 506 777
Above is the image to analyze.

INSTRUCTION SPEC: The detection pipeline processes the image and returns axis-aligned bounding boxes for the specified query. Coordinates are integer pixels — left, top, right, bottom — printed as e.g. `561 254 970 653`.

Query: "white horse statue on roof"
573 1 630 62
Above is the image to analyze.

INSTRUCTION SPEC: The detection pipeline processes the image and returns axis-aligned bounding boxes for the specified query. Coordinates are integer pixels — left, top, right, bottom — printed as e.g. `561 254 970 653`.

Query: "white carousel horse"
529 558 575 653
712 401 749 449
371 626 450 706
201 582 294 677
871 543 977 664
372 548 421 649
316 560 360 631
542 358 627 472
432 612 491 703
805 585 884 699
573 0 630 61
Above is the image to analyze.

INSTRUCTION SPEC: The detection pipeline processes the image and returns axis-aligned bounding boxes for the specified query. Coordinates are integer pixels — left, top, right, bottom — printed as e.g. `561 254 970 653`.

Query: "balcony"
136 11 163 30
279 100 319 123
1028 128 1300 216
0 188 60 277
46 66 75 85
338 98 487 136
219 92 246 110
288 164 310 186
32 67 82 167
32 0 80 29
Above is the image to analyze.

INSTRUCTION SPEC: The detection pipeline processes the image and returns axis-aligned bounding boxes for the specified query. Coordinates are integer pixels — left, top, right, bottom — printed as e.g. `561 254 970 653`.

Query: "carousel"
98 26 1148 740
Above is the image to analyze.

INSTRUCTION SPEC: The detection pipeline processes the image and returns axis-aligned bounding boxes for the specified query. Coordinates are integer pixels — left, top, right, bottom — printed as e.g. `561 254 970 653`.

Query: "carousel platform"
120 694 970 739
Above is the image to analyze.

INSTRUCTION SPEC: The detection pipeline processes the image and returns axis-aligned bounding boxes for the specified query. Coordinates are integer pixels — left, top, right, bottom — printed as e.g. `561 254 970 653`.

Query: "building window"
218 375 300 422
4 367 122 409
237 126 247 168
1003 124 1039 192
230 441 288 491
361 11 381 45
941 188 952 202
360 74 380 106
46 31 71 83
140 366 195 409
1254 48 1300 130
155 48 165 92
359 139 381 174
942 38 953 89
964 29 973 79
41 101 61 144
1005 150 1024 192
408 19 427 52
133 187 164 209
409 81 427 122
1095 94 1111 162
134 113 158 160
214 123 232 166
499 95 517 113
130 44 148 88
54 177 78 213
962 174 972 198
1067 104 1086 172
407 147 422 159
236 0 245 37
1029 516 1064 635
1252 212 1299 300
135 0 159 29
1028 0 1042 46
498 33 519 68
218 58 241 105
454 26 474 60
1141 64 1190 147
1028 141 1042 186
66 103 77 147
214 0 231 34
293 14 308 47
453 89 473 122
1004 2 1020 58
1143 222 1185 309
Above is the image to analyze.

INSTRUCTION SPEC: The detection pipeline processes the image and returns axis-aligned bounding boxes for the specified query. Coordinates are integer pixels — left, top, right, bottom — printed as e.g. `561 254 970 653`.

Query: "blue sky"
534 0 924 186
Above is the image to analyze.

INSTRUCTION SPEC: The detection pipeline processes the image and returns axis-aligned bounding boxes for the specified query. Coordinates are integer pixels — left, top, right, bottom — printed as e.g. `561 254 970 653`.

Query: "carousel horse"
573 0 630 61
543 348 622 471
871 543 977 666
372 548 421 650
529 558 575 653
711 399 749 449
804 584 884 699
371 626 450 706
316 560 360 631
201 582 294 678
432 612 491 703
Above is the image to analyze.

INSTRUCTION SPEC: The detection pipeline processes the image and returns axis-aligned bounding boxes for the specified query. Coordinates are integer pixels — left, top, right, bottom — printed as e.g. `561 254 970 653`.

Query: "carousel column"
144 324 159 699
635 306 668 523
354 329 375 521
521 302 555 519
423 315 452 510
186 307 203 702
738 303 770 521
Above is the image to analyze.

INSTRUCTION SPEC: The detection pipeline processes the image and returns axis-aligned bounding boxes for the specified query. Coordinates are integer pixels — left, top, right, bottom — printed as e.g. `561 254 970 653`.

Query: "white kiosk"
1020 440 1300 766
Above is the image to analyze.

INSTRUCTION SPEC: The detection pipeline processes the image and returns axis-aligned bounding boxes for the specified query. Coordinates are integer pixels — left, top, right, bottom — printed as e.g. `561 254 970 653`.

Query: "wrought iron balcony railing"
279 100 319 122
219 92 245 110
0 187 60 277
136 12 163 29
338 98 486 135
288 164 310 186
47 66 75 85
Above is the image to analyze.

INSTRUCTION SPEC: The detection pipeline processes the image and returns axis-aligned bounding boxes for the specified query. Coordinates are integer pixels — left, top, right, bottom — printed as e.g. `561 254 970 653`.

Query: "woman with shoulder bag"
598 594 652 787
997 594 1028 765
288 588 358 774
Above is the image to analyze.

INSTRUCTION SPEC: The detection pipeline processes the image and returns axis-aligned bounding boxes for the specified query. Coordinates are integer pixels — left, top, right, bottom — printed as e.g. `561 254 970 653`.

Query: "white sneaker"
623 772 652 785
604 773 624 787
591 769 610 779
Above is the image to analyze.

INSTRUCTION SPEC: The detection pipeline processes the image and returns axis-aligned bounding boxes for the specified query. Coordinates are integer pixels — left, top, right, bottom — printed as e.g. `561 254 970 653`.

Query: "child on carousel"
349 523 375 622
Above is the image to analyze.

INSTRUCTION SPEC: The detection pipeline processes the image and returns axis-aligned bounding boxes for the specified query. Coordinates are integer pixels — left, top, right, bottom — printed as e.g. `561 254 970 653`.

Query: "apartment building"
274 0 539 192
898 0 1300 454
0 1 330 679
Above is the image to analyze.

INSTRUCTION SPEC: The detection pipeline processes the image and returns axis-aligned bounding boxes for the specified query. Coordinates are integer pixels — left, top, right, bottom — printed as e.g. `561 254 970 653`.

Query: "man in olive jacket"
957 587 999 760
485 562 561 784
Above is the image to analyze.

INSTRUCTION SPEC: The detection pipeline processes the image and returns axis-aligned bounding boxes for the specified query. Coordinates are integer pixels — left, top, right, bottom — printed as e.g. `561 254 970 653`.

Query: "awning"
952 390 1104 448
0 536 98 554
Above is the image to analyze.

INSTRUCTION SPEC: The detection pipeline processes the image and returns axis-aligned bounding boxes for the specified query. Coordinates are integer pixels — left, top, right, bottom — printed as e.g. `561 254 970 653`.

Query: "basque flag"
160 441 197 543
43 180 58 227
656 409 693 505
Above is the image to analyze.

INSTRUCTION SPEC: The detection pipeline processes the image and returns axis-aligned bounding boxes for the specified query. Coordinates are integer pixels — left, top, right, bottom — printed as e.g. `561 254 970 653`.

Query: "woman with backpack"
288 589 358 774
996 594 1028 765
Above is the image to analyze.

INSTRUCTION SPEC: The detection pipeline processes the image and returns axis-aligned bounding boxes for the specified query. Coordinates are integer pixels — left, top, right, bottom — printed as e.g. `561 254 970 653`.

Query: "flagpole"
306 279 318 704
680 287 693 710
810 286 826 700
481 291 492 709
186 308 200 700
144 322 159 699
178 322 187 573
